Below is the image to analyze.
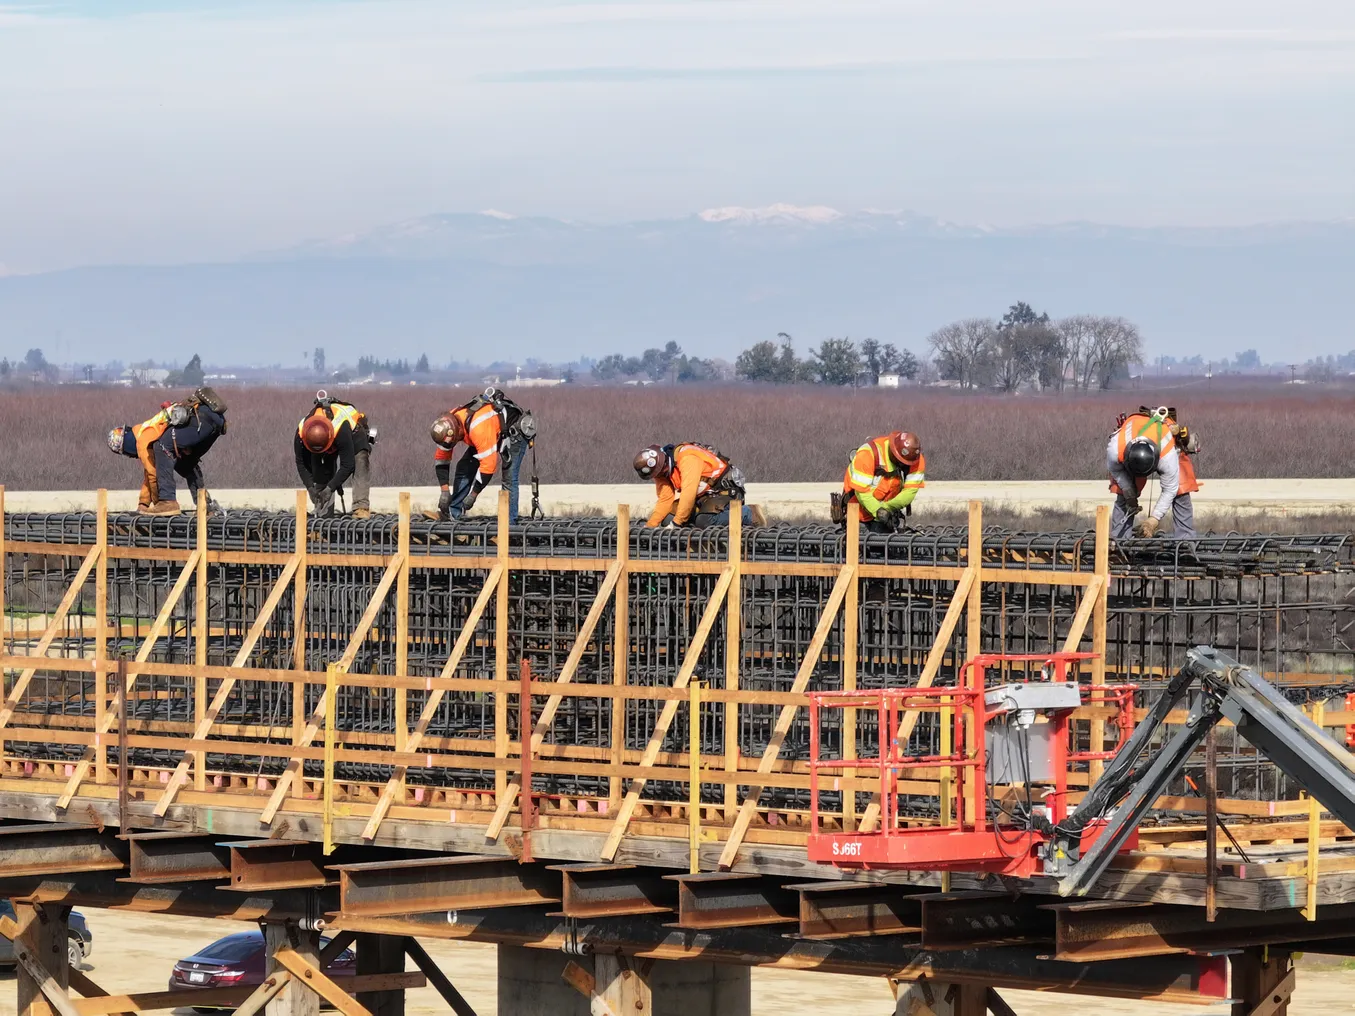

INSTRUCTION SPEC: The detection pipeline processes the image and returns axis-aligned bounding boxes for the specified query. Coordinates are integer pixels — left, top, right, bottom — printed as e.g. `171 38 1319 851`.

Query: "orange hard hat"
633 445 669 481
890 431 921 464
430 413 465 447
301 415 334 453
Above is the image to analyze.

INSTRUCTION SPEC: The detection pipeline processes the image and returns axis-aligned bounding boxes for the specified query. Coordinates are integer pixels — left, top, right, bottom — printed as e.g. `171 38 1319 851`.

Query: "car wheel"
67 936 82 971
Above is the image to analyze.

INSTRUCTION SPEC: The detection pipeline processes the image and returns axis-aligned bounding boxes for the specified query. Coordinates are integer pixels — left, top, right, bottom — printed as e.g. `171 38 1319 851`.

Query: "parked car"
169 930 355 1009
0 899 93 970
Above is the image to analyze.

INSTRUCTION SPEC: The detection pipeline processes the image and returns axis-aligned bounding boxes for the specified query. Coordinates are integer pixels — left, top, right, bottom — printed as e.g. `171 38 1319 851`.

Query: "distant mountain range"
3 206 1352 365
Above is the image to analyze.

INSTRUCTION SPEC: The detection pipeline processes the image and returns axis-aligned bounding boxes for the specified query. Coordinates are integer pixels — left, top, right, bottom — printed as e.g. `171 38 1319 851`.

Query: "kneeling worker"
1108 406 1179 539
634 443 765 528
107 387 228 515
295 391 373 518
835 431 924 533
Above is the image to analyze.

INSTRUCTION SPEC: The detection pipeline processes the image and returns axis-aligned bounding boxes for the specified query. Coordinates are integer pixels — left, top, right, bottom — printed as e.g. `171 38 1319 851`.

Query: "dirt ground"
5 909 1355 1015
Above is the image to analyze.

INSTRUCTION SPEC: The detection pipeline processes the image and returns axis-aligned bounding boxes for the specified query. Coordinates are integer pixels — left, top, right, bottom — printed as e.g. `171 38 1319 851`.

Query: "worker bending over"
107 386 227 515
1107 406 1183 539
295 392 374 518
429 387 535 522
834 431 925 533
634 443 765 528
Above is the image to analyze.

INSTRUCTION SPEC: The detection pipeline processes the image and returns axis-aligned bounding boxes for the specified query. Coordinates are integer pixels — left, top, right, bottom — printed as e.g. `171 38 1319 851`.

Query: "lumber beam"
717 563 855 869
599 566 735 861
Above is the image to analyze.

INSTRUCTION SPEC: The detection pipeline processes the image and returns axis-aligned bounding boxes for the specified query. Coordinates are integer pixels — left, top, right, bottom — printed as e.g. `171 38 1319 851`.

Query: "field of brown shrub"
1 380 1352 491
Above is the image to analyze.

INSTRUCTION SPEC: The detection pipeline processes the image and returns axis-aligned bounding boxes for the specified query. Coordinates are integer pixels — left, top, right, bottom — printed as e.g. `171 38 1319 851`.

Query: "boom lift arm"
1051 645 1355 896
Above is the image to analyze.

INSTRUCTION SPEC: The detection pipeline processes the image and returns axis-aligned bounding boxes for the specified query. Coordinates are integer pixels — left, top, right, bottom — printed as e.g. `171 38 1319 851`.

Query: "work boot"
141 500 181 516
747 505 768 527
352 507 371 520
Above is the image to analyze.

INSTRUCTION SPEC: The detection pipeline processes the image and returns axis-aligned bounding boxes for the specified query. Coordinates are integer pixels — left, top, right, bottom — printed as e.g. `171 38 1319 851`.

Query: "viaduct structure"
1 486 1353 1014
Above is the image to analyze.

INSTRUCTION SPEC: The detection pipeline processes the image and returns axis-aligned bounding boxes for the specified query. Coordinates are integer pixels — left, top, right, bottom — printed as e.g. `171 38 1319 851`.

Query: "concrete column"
1231 949 1294 1016
893 977 986 1016
356 933 406 1016
497 945 750 1016
14 903 69 1016
265 922 321 1016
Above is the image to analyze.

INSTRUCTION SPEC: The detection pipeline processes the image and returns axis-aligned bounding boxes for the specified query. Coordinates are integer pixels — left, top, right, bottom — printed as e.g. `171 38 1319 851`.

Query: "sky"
1 0 1354 273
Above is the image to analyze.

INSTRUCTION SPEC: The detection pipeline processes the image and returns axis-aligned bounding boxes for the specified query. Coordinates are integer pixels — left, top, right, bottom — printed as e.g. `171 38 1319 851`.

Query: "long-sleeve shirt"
843 438 926 517
647 445 726 527
1107 437 1179 521
433 404 502 489
295 421 355 492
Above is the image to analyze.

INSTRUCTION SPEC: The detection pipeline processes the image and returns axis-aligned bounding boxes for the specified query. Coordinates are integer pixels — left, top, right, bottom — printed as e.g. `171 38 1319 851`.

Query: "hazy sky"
2 0 1353 272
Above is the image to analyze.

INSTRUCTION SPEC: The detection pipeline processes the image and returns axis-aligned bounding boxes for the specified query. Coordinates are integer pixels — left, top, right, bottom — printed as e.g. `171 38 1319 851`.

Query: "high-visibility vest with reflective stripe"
844 436 925 501
1108 414 1197 495
1115 413 1174 463
671 443 727 496
297 402 363 454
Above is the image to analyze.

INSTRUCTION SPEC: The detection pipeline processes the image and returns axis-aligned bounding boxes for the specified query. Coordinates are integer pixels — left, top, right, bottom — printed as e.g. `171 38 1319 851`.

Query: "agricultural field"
1 379 1353 491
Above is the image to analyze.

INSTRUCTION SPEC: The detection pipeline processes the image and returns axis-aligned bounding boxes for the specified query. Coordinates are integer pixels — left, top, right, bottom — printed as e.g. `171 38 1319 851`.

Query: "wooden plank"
0 544 102 730
858 566 977 834
484 558 625 840
228 972 292 1016
272 946 374 1016
964 500 983 827
260 553 404 823
717 561 857 869
359 564 505 840
495 490 510 804
396 492 410 760
1059 574 1106 654
600 566 735 861
94 490 108 785
841 502 859 830
54 548 203 808
64 973 424 1016
194 491 208 791
611 504 629 808
293 490 309 799
1090 504 1111 783
149 554 303 815
724 500 743 816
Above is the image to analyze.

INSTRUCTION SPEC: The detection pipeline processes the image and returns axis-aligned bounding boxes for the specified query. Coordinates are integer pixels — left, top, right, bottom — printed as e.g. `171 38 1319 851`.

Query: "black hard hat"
1123 437 1160 477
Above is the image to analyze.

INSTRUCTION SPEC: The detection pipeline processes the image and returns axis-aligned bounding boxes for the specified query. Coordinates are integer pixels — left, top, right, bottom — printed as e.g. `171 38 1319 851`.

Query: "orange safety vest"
670 443 728 496
298 402 363 455
843 436 925 503
1109 414 1199 496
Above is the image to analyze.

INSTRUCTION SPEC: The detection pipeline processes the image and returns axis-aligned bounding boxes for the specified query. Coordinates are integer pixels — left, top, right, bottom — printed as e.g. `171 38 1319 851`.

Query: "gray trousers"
1110 493 1196 539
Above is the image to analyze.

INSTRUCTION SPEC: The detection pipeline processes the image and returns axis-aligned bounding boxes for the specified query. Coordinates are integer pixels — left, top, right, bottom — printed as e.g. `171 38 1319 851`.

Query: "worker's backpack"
665 442 747 500
460 387 535 446
311 390 371 440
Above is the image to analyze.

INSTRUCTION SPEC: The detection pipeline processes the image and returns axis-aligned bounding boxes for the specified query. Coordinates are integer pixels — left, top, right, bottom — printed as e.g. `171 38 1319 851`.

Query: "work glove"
461 487 479 514
206 498 222 515
438 489 452 521
1134 515 1161 538
874 507 898 531
315 488 335 517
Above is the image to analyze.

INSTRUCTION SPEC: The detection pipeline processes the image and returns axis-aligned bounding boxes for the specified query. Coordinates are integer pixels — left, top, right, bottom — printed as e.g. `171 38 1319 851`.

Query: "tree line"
592 341 721 383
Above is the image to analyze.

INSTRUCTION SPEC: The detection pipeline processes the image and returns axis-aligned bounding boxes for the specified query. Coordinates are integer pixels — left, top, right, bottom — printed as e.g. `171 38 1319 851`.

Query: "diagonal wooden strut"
54 548 204 809
1060 574 1106 654
359 563 504 840
151 554 302 816
717 562 856 869
260 554 404 824
857 564 976 835
0 545 102 730
271 946 373 1016
484 559 625 842
600 566 735 862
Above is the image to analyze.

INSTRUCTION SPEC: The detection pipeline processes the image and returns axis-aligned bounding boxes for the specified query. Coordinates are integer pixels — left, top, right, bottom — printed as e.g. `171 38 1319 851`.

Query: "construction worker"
834 431 925 533
106 387 227 515
430 387 536 522
1107 406 1181 539
295 392 374 518
634 443 765 528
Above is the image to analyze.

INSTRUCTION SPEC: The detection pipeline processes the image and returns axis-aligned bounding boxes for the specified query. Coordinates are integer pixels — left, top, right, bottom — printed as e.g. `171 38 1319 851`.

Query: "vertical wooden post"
519 657 535 863
1205 722 1218 922
495 488 510 803
292 491 308 799
265 923 321 1016
355 934 407 1016
95 489 108 785
395 493 410 755
14 902 69 1016
1306 701 1324 921
0 485 6 657
610 504 629 808
965 501 983 817
723 501 742 817
1090 504 1110 783
594 953 652 1016
690 679 702 873
324 664 337 856
842 501 860 830
194 489 208 791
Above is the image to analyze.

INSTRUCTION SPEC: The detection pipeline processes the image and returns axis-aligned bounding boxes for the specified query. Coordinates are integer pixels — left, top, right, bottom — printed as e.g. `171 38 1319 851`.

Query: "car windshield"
194 934 261 963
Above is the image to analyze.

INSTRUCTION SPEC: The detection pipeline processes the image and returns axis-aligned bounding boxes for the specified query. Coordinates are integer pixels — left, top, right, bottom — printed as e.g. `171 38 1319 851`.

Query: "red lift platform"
807 653 1136 877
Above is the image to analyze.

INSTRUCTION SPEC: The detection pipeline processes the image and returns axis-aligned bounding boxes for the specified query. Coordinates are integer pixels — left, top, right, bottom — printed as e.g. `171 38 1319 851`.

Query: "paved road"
5 479 1352 521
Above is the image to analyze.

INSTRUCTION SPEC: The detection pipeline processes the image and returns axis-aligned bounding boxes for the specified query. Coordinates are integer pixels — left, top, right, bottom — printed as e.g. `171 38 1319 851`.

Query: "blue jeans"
448 437 527 523
658 504 755 528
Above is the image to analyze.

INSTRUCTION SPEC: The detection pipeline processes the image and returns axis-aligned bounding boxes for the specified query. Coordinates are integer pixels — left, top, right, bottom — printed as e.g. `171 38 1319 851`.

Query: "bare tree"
1056 315 1098 390
927 318 995 389
1086 316 1144 389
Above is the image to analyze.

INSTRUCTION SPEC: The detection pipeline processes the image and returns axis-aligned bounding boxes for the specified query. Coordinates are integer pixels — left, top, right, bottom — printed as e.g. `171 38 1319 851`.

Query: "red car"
169 930 356 1009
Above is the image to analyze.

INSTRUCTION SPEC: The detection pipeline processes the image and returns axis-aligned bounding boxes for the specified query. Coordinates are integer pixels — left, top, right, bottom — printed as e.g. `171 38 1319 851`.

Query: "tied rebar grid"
3 512 1353 815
